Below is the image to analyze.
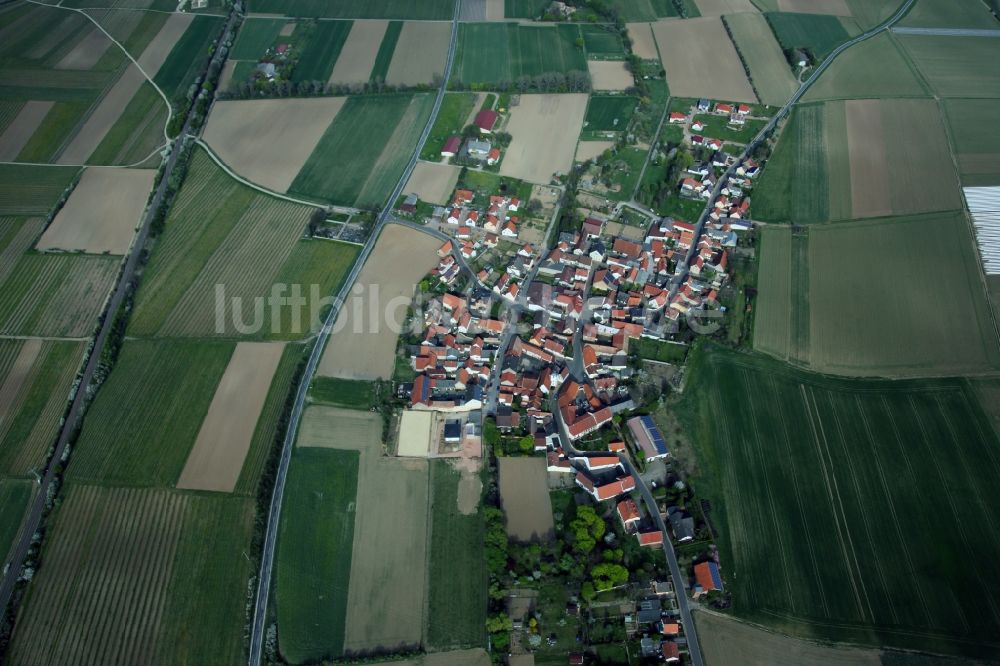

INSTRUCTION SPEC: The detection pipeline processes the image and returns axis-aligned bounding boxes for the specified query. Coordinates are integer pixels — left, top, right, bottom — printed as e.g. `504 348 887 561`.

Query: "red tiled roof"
474 109 498 131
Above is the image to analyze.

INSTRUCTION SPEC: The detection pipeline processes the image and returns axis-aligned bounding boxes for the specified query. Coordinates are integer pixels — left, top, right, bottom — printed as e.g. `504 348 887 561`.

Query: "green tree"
486 613 513 633
581 581 597 602
518 435 534 452
569 505 606 553
591 563 629 591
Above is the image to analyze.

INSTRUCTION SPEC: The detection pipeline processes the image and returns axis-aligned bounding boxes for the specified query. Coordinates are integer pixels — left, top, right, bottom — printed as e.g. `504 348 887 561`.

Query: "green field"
942 98 1000 186
310 376 374 409
427 460 487 650
87 82 168 166
67 339 233 487
230 17 287 60
899 0 1000 29
290 93 434 207
369 20 403 82
153 15 224 102
275 447 359 663
503 0 548 18
897 34 1000 99
753 213 1000 377
606 0 678 21
632 336 689 364
7 482 255 664
692 113 767 144
0 479 31 563
246 0 453 19
803 33 927 101
584 95 637 132
579 24 626 57
419 92 477 160
129 148 359 338
0 338 83 476
292 19 353 83
765 12 857 60
679 344 1000 657
0 164 78 215
726 13 797 107
452 23 588 86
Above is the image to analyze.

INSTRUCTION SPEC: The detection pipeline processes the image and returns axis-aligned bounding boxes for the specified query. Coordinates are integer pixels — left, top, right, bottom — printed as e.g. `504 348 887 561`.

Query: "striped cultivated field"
451 23 589 87
7 483 255 665
725 13 797 106
0 164 79 216
129 148 358 339
0 338 83 475
681 345 1000 658
67 339 234 488
802 33 927 101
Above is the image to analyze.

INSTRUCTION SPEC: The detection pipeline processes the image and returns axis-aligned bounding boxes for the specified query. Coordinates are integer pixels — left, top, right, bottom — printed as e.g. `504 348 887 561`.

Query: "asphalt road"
0 6 242 617
246 1 463 663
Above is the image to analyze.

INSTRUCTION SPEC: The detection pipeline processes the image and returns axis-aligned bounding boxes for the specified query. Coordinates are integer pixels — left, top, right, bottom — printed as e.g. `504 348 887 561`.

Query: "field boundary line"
25 0 174 142
798 383 866 619
767 375 829 617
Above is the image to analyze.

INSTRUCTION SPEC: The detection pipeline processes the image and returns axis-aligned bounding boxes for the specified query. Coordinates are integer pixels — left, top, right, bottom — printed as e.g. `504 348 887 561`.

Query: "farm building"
400 193 418 213
467 139 492 158
627 415 669 462
474 109 498 133
693 561 723 597
441 135 461 157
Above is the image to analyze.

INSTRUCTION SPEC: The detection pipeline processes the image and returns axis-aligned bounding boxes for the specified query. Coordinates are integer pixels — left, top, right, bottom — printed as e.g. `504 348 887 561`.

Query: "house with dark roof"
474 109 498 134
666 506 695 542
441 135 461 157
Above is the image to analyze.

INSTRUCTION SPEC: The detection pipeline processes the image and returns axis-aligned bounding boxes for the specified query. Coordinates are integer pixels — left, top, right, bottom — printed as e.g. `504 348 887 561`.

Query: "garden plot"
318 224 441 380
177 341 285 493
405 161 461 205
203 97 346 193
328 20 388 85
500 93 587 184
587 60 633 90
651 18 756 102
37 167 155 254
386 21 450 86
497 456 554 540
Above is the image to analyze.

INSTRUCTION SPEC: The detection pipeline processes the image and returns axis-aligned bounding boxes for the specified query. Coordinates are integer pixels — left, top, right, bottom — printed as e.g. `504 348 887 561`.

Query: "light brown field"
845 99 891 218
37 167 155 254
626 23 658 60
219 59 236 91
279 21 295 36
651 18 756 102
497 457 555 540
397 409 432 457
0 101 53 161
695 610 881 666
405 161 461 204
777 0 851 15
500 93 588 184
137 12 194 76
177 342 285 493
57 65 145 165
457 465 482 515
575 140 614 162
696 0 758 15
386 21 450 86
507 656 535 666
0 339 42 434
202 97 346 193
328 20 388 85
297 405 382 450
56 27 112 70
301 404 429 653
587 60 633 90
318 224 441 380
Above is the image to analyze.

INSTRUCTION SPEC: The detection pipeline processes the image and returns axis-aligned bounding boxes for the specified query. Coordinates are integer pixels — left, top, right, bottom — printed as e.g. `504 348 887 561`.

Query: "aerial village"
393 97 757 663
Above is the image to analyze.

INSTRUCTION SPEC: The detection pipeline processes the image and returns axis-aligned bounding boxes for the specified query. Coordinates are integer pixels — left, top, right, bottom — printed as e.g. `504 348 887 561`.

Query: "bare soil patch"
219 60 237 91
405 161 461 204
37 167 155 254
177 342 285 493
845 98 891 218
0 101 53 161
203 97 346 193
398 409 433 457
386 21 450 86
497 457 554 540
457 467 482 515
137 12 194 77
696 0 758 15
279 21 295 36
58 64 145 164
651 18 756 102
318 224 441 380
575 140 613 163
56 27 112 70
328 20 388 85
500 93 588 184
587 60 633 90
695 610 880 665
627 23 658 59
777 0 851 15
0 339 42 433
485 0 504 19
